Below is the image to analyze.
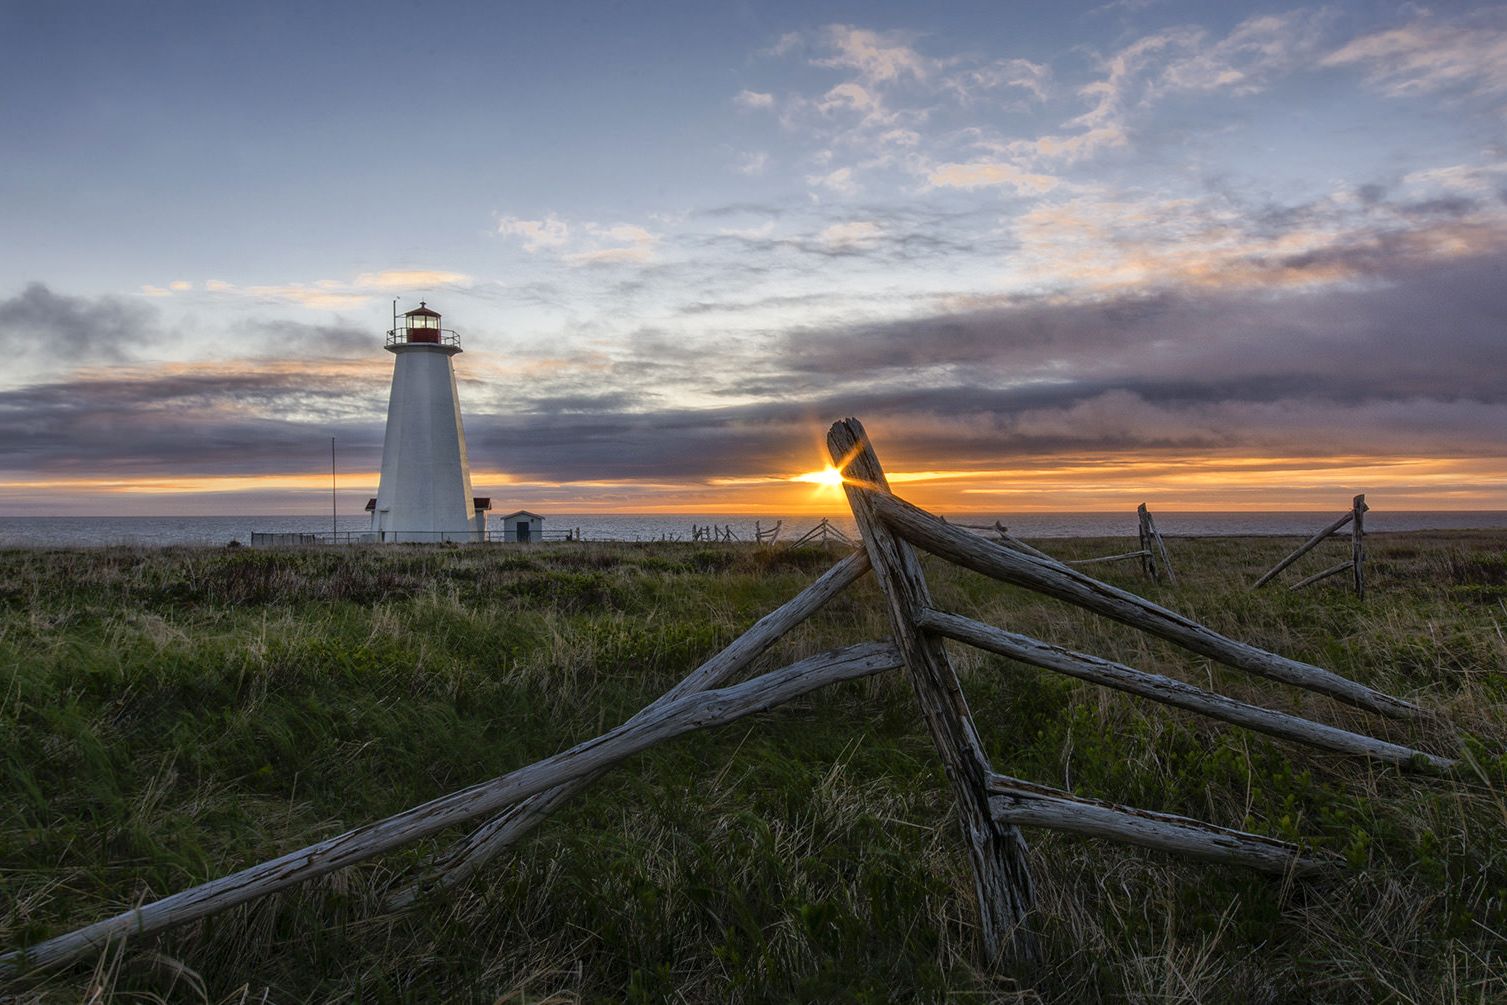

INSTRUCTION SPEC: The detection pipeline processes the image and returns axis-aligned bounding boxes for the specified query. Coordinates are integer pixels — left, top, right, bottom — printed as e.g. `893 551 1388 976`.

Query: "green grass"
1 532 1505 1002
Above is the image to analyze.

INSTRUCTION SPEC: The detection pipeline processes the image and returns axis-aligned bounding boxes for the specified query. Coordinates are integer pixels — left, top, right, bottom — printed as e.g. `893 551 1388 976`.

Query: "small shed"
500 510 545 543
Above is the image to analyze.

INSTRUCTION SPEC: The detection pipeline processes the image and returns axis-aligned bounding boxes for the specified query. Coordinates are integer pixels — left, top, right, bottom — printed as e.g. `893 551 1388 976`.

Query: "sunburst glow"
792 466 847 490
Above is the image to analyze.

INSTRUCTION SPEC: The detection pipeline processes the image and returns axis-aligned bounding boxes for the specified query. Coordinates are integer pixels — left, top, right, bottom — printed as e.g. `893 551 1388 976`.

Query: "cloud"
238 318 375 355
495 213 662 266
496 213 571 251
734 151 769 175
943 58 1050 103
734 89 775 109
1014 13 1325 166
1402 161 1507 198
145 270 470 309
812 25 930 85
814 81 893 127
562 222 660 266
0 361 388 478
926 160 1060 194
1000 176 1507 295
719 221 776 240
781 250 1507 410
807 166 857 194
0 283 160 361
1155 12 1327 96
239 283 376 310
1323 17 1507 98
352 270 469 290
818 221 883 247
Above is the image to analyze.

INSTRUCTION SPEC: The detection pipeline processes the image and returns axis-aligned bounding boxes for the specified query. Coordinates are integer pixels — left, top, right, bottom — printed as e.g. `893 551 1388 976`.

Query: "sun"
793 466 847 491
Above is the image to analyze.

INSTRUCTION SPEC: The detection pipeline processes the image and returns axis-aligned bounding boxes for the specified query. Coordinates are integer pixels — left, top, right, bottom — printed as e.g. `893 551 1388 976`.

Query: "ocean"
2 512 1505 548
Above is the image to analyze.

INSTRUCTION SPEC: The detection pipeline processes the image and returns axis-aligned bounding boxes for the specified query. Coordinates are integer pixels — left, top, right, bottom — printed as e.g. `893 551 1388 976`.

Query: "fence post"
1352 494 1367 599
828 418 1037 966
1137 504 1156 580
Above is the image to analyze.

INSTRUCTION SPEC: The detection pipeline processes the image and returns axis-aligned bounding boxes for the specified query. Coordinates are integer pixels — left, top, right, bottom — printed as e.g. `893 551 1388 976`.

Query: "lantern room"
402 302 442 343
385 300 461 350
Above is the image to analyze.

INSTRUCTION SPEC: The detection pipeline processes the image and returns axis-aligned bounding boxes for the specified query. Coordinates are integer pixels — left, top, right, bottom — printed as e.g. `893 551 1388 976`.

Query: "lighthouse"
369 302 485 542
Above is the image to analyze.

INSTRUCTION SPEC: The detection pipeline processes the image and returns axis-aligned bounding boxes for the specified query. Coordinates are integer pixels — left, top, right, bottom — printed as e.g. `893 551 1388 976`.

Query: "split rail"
1253 495 1369 597
2 422 1450 982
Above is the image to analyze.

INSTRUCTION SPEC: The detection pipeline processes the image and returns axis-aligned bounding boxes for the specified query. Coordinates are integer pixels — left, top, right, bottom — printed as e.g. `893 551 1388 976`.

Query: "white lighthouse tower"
369 302 484 542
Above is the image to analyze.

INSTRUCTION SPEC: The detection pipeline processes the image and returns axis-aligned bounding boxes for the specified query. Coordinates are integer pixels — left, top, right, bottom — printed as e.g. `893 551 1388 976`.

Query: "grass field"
2 531 1505 1002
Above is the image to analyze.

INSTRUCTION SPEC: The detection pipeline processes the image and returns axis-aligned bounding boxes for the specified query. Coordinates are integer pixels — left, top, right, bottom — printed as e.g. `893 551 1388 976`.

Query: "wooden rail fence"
2 424 1451 982
787 516 854 548
1252 494 1368 597
954 508 1175 583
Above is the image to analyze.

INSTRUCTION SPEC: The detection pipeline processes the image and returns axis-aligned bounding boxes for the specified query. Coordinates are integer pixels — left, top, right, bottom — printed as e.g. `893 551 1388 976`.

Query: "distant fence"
1252 495 1368 597
5 425 1451 980
755 520 782 544
250 529 581 547
951 506 1175 583
787 517 853 548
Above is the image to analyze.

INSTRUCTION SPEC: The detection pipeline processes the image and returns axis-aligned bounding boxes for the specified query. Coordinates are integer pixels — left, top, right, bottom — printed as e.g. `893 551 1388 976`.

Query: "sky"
2 0 1505 516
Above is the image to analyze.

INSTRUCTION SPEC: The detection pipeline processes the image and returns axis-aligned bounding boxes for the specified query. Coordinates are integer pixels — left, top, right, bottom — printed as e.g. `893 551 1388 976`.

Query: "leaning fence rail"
1252 495 1368 597
4 420 1457 983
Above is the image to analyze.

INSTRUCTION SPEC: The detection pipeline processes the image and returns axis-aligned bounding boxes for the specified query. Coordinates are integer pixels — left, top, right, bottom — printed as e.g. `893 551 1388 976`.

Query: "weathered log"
1290 561 1354 592
997 532 1057 564
986 774 1330 875
829 418 1037 966
868 490 1422 719
1065 550 1151 567
2 641 901 978
959 521 1055 563
918 609 1452 771
1253 511 1355 589
1352 494 1367 599
387 551 872 907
